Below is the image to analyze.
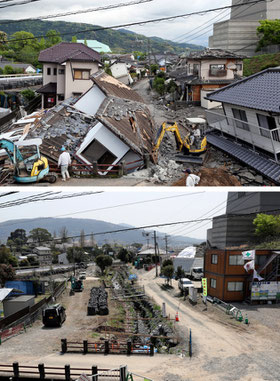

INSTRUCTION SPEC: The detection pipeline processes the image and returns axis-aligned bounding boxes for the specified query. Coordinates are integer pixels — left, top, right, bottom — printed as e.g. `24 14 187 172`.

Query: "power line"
0 0 40 9
3 0 268 44
0 0 154 25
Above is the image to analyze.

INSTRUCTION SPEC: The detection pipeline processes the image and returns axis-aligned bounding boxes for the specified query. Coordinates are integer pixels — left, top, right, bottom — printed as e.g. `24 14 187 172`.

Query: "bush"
20 89 36 101
3 65 14 75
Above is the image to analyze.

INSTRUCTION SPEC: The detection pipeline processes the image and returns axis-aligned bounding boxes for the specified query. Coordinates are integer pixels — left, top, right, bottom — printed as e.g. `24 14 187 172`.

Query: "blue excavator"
0 138 57 183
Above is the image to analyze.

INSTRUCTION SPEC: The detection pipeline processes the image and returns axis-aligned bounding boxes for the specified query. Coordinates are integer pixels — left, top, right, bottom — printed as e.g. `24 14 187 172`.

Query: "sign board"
242 250 255 260
251 281 280 301
202 278 207 297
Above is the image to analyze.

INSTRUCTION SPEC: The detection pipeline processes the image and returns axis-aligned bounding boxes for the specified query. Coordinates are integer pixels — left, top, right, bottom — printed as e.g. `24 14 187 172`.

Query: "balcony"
205 109 280 162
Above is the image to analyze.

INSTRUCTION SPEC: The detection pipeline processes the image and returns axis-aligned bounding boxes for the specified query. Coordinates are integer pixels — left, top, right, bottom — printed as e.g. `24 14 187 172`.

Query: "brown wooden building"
205 249 280 302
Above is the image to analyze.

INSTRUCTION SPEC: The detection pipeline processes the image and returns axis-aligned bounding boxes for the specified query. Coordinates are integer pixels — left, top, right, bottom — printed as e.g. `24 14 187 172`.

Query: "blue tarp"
128 274 138 280
5 280 34 295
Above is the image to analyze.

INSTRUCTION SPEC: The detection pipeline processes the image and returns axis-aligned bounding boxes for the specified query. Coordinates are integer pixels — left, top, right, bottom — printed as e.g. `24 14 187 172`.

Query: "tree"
45 30 62 48
162 259 173 267
253 213 280 239
66 247 86 263
9 31 38 52
117 248 129 263
0 245 18 267
0 31 7 49
59 227 69 243
84 38 88 46
72 36 77 43
175 266 185 280
29 228 52 244
0 264 15 286
20 89 36 102
95 255 113 274
257 20 280 51
161 264 174 285
150 64 159 75
90 233 96 247
19 259 30 267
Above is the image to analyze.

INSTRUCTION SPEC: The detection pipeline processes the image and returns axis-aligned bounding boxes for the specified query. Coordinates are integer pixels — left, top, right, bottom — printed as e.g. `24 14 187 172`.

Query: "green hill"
0 19 205 54
243 53 280 76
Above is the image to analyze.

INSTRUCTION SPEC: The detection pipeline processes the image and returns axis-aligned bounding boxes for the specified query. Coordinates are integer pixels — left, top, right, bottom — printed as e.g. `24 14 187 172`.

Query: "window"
53 68 57 75
47 67 51 75
209 64 226 76
74 69 90 80
229 255 244 266
210 278 216 289
58 69 65 75
232 108 249 131
193 64 200 75
236 64 243 71
227 282 243 292
257 113 279 142
211 254 218 264
57 94 64 101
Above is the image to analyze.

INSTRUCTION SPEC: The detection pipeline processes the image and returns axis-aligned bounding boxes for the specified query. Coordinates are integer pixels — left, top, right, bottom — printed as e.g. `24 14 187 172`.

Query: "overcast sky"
0 190 229 240
1 0 232 46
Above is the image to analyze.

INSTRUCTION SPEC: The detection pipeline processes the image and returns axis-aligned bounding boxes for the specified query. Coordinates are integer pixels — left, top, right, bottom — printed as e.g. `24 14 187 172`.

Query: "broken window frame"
209 64 226 77
73 69 91 80
257 113 279 142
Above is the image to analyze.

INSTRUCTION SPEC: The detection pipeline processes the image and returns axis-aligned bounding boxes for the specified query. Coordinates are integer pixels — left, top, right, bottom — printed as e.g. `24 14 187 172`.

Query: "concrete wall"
227 192 280 214
201 89 221 109
3 296 35 317
231 0 267 20
43 63 57 85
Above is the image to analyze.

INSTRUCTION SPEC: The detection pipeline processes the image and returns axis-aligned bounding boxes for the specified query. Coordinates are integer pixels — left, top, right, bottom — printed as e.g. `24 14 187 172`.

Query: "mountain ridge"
0 19 205 54
0 217 203 247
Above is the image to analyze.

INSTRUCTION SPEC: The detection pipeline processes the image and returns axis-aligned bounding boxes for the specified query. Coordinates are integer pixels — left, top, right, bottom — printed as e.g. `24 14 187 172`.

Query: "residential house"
34 246 52 265
0 60 36 74
205 68 280 183
205 249 280 302
77 40 111 53
27 70 155 175
37 42 101 108
147 53 179 71
169 49 244 107
58 252 69 265
109 60 133 85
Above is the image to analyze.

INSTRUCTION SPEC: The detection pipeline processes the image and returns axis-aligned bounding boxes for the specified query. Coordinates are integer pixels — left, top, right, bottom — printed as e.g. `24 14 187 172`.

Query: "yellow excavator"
152 118 207 163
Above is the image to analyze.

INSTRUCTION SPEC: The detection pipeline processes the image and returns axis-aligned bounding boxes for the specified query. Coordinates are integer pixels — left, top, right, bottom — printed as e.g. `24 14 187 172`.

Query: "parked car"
42 304 66 327
178 278 194 294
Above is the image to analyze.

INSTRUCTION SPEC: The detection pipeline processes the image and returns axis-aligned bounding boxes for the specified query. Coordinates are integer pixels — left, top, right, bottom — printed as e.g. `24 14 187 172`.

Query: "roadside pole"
154 231 158 277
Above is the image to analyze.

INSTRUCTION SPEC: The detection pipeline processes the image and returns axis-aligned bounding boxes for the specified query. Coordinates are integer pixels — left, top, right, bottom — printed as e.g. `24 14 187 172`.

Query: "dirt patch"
172 167 241 186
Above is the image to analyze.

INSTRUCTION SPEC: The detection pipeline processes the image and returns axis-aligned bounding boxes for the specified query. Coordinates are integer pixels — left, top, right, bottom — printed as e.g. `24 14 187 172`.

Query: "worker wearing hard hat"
58 146 71 181
184 168 200 187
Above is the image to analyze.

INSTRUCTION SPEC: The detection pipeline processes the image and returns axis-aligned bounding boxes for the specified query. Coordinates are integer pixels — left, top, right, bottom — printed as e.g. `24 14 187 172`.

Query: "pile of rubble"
87 287 109 316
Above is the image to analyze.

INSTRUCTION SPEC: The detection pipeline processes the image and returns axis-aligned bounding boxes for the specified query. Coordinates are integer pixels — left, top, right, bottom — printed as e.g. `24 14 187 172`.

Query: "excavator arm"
153 122 184 162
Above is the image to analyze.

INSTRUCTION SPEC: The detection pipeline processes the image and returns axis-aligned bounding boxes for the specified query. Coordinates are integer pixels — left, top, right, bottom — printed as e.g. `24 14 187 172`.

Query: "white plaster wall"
201 90 221 109
76 122 130 175
25 66 36 73
64 61 99 98
110 62 128 79
56 64 66 95
42 63 57 85
188 59 243 80
74 85 106 116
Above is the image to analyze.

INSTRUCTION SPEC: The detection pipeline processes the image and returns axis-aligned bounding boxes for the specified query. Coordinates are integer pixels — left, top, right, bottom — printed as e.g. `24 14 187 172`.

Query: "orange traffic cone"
175 311 179 322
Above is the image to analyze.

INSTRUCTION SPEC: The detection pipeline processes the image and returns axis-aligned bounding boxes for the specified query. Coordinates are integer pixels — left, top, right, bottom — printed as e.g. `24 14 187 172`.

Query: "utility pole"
147 38 151 75
164 234 169 256
154 231 158 277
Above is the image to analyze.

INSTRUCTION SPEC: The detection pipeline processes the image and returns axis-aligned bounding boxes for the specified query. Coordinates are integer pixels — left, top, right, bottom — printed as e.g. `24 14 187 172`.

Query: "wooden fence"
61 339 154 356
0 363 123 380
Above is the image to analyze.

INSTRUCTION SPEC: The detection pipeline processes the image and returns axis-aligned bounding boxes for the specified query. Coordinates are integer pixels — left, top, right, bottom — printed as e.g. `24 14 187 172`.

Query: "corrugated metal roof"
0 288 14 302
206 68 280 113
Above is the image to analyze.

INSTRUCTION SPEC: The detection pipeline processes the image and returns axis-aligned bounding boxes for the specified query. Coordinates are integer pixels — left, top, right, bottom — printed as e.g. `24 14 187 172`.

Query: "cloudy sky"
0 0 232 46
0 190 229 240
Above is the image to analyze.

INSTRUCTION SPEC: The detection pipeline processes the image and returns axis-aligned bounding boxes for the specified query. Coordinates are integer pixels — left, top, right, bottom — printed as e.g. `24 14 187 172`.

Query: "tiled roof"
38 42 101 64
206 68 280 113
96 97 155 155
188 48 244 60
91 71 144 103
37 82 57 94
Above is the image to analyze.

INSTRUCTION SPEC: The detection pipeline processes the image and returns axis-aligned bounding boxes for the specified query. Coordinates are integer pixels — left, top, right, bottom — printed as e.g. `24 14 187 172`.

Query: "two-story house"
169 49 244 107
34 246 52 265
205 67 280 184
37 42 101 108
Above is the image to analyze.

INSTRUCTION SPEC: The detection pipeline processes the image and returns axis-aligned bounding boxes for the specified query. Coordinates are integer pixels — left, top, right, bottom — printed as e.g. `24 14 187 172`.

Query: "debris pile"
88 287 109 316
